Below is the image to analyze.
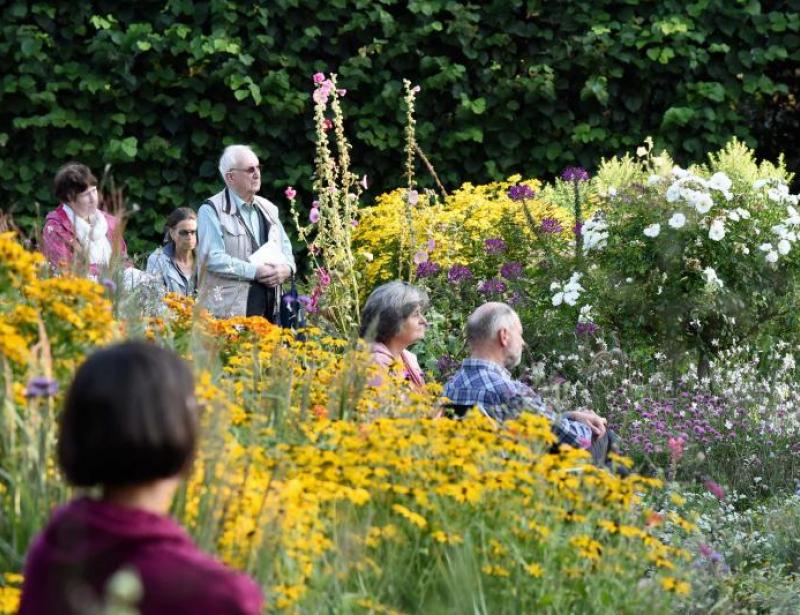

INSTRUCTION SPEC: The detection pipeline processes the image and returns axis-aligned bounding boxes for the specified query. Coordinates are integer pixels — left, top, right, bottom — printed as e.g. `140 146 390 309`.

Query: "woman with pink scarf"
41 162 126 275
360 281 429 391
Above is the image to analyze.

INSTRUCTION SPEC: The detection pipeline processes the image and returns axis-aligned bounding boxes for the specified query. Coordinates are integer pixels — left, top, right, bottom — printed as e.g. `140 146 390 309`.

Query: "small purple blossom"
484 238 507 255
436 354 459 377
447 265 473 285
478 278 507 294
416 261 441 278
575 322 600 336
25 376 59 398
561 166 590 182
413 250 428 265
100 278 117 294
500 261 523 280
508 290 523 306
539 217 564 234
508 184 536 201
309 208 320 223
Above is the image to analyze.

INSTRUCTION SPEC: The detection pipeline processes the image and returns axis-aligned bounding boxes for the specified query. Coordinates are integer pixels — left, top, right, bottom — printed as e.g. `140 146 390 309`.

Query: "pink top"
41 203 127 273
370 342 426 391
19 497 263 615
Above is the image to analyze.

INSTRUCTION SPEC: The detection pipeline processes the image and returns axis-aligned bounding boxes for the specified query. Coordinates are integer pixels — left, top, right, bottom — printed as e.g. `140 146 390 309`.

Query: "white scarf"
63 204 112 266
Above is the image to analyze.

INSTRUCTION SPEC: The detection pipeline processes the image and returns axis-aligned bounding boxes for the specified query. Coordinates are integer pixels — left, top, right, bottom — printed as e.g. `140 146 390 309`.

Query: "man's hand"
255 264 291 287
566 409 607 438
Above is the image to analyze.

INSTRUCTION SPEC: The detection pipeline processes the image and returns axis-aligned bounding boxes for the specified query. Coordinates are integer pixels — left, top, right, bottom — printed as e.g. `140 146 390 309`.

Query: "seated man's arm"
505 386 592 448
196 204 258 281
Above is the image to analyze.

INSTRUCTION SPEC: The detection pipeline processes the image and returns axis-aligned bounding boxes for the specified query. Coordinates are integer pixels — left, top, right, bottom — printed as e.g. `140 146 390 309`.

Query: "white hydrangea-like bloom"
708 219 726 241
668 212 686 228
643 223 661 237
702 266 724 289
551 272 584 307
581 213 609 254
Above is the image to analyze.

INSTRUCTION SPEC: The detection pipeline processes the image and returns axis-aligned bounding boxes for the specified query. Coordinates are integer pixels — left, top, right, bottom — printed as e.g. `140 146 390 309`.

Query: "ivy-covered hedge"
1 0 798 254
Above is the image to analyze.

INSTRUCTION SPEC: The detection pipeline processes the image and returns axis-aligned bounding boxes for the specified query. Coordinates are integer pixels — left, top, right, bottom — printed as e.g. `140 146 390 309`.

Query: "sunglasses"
177 229 197 237
230 164 261 175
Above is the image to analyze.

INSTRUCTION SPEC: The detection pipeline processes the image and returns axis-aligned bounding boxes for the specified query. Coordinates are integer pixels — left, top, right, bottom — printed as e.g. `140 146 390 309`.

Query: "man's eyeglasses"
177 229 197 237
230 165 261 175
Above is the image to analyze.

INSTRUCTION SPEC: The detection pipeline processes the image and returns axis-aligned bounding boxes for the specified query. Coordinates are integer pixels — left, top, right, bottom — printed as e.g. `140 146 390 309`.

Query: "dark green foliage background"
1 0 798 256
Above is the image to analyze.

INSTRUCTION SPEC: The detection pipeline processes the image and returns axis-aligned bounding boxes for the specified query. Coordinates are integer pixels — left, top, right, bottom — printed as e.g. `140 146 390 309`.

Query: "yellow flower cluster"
353 176 572 289
0 572 22 614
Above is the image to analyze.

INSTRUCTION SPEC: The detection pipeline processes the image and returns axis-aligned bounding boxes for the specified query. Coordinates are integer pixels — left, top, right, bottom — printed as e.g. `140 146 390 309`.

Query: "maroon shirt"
18 497 262 614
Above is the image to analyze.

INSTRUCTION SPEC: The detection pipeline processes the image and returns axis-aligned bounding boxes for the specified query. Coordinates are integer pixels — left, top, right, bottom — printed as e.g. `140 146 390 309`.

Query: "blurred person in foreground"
18 341 262 614
42 162 127 275
444 302 617 466
147 207 198 296
360 280 428 392
196 144 295 320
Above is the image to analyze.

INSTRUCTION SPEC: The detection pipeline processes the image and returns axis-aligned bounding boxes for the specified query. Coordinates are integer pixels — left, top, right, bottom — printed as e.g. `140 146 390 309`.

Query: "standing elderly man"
444 302 615 464
196 145 295 320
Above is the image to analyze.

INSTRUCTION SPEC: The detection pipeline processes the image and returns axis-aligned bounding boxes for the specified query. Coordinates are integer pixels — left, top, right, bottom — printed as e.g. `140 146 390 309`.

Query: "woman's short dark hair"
54 163 98 203
163 207 197 244
58 341 197 487
359 280 429 344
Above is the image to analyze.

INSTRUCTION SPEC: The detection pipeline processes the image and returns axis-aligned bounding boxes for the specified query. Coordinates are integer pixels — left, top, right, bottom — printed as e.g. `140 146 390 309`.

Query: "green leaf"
662 106 696 127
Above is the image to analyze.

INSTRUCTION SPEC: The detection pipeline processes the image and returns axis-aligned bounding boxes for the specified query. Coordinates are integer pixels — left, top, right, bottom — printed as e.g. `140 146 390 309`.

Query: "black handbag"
279 276 305 329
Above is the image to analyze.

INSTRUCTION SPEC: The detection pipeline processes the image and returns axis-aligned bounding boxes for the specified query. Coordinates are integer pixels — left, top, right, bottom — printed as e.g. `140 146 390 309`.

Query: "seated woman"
18 342 262 614
359 280 429 391
42 162 126 275
146 207 197 296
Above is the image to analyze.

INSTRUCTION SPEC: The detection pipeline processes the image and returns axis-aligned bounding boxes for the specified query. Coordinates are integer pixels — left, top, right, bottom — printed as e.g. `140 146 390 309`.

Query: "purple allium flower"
507 184 536 201
416 261 441 278
575 322 600 336
561 166 590 182
447 265 473 284
478 278 507 294
539 217 564 234
484 238 507 255
25 376 59 398
500 261 523 280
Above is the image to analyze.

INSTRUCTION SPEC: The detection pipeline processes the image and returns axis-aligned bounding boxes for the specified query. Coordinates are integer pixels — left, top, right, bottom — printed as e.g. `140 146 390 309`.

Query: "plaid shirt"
443 358 591 448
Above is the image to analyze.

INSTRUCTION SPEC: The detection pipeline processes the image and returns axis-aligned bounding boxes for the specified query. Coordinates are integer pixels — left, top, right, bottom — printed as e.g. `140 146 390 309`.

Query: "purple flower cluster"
507 184 535 202
608 391 751 457
477 278 507 294
500 261 523 280
575 321 600 336
484 238 507 255
416 261 441 278
436 354 460 377
447 265 474 285
561 166 590 182
25 376 59 398
539 217 564 234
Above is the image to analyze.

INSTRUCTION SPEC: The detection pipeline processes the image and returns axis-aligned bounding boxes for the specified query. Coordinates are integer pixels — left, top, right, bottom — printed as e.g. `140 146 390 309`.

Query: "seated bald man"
444 302 616 465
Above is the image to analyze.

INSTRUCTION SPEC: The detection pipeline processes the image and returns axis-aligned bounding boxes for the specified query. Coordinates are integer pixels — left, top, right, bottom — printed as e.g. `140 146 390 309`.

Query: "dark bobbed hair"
54 163 98 203
163 207 197 244
359 280 429 344
57 341 197 487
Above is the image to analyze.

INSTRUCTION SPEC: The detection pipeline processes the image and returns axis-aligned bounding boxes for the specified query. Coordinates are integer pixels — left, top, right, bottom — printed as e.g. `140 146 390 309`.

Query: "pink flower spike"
284 186 296 200
313 72 326 84
704 479 725 501
309 208 320 223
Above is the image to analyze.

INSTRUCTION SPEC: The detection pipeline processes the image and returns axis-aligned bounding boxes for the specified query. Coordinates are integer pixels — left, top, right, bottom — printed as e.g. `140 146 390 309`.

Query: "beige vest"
198 189 281 318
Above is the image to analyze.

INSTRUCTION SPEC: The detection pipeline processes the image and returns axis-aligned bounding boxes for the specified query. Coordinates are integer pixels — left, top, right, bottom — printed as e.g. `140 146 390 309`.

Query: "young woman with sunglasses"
146 207 198 296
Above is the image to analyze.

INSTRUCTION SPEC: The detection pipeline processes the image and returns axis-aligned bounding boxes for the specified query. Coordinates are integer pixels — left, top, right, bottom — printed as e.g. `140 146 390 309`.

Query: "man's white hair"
218 144 256 180
466 302 519 348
